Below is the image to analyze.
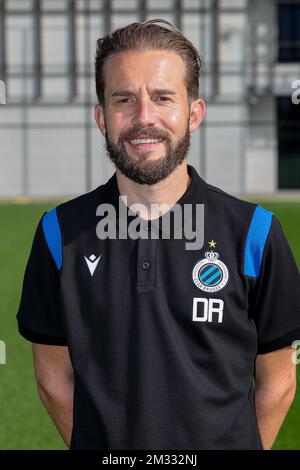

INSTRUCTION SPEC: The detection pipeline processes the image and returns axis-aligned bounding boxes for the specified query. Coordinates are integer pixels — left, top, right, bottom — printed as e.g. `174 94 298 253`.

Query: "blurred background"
0 0 300 450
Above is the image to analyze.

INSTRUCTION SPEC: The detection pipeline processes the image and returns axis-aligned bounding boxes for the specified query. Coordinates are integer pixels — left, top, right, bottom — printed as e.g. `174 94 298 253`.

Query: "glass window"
76 14 104 100
148 0 174 9
77 0 103 11
42 0 68 11
278 97 300 189
112 0 138 10
6 0 33 11
182 0 202 9
42 15 68 74
220 0 247 9
278 2 300 62
111 13 140 30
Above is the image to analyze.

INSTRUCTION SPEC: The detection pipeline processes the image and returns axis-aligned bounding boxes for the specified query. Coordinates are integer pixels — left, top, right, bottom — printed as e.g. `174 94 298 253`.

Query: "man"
17 19 300 450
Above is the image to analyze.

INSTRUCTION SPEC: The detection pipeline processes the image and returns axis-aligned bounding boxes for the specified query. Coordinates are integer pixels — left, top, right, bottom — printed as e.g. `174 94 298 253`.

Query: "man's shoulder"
42 175 116 239
56 175 116 219
191 165 258 217
206 182 257 212
58 184 105 212
204 181 274 232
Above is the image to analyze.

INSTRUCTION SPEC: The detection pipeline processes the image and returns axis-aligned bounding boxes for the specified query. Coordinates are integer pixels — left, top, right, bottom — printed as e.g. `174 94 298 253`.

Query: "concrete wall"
0 0 287 198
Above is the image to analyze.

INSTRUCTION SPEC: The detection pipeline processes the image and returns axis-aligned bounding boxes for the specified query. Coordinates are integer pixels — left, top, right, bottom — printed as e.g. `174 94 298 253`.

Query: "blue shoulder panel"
244 205 273 278
42 208 63 270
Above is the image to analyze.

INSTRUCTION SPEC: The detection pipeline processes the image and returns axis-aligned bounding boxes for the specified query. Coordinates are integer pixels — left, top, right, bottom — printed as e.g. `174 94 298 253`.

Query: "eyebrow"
111 88 177 97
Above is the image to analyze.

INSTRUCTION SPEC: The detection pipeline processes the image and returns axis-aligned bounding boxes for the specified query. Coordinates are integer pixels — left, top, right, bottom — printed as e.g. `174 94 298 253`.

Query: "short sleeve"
252 215 300 354
16 213 67 345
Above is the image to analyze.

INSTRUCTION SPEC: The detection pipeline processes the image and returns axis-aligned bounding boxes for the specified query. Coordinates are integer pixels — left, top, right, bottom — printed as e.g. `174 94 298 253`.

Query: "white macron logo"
84 254 101 276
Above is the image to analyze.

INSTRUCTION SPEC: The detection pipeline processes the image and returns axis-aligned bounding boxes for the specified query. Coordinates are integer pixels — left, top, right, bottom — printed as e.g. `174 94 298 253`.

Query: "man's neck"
116 161 191 220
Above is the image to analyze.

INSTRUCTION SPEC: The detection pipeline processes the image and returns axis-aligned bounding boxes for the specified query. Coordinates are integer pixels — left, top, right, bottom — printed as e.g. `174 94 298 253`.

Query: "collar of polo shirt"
102 164 207 239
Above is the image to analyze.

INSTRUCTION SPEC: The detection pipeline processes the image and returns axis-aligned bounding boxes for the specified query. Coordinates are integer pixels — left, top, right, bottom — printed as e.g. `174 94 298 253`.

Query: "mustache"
119 127 170 143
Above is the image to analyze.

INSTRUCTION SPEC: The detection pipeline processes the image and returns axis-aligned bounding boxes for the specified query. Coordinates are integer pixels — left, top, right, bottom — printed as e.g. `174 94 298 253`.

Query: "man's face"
95 49 205 185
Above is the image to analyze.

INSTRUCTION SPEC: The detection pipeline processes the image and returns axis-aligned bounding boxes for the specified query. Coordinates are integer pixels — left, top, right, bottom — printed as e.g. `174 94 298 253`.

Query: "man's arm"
255 346 297 450
32 343 74 447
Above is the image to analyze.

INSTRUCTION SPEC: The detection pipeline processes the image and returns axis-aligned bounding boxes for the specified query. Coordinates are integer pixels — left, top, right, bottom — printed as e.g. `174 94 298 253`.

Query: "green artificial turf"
0 203 66 449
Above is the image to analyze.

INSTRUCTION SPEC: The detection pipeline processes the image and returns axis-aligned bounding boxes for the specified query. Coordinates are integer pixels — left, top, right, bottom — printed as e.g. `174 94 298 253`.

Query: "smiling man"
17 20 300 450
95 41 205 218
96 49 197 188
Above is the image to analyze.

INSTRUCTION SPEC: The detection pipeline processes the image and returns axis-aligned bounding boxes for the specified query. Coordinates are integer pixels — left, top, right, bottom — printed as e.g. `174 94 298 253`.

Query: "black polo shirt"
17 164 300 450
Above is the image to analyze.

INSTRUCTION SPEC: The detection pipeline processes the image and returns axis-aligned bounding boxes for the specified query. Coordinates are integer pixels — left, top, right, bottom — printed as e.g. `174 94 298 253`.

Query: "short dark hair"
95 19 203 106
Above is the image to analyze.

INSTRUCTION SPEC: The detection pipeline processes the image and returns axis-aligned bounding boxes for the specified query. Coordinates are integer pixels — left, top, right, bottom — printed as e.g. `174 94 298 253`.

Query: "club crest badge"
192 249 229 293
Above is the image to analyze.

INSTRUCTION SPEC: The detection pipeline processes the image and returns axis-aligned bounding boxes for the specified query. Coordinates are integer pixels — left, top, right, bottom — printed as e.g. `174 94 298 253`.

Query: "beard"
104 123 191 185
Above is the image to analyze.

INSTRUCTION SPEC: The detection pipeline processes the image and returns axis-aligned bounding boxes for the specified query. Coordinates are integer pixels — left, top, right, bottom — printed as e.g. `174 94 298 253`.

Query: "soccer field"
0 201 299 449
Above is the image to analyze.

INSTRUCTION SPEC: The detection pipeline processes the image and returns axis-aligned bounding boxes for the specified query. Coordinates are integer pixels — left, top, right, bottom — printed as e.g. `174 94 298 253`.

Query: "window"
6 0 32 12
277 97 300 189
278 1 300 62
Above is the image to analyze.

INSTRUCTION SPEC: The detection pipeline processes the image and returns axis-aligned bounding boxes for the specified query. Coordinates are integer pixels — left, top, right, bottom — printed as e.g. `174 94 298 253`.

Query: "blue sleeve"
16 213 67 345
250 215 300 354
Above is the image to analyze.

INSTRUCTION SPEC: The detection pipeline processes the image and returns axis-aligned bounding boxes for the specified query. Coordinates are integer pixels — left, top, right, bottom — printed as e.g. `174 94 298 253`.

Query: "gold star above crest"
208 240 217 248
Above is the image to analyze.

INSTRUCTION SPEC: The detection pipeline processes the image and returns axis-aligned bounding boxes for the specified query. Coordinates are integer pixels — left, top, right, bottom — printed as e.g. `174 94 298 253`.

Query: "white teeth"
130 138 161 145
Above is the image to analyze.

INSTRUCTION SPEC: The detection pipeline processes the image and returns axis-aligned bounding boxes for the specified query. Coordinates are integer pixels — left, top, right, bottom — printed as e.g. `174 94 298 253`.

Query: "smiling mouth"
126 137 164 152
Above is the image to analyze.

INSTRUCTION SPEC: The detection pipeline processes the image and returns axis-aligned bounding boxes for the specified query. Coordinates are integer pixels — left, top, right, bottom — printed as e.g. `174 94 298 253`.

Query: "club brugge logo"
192 250 229 292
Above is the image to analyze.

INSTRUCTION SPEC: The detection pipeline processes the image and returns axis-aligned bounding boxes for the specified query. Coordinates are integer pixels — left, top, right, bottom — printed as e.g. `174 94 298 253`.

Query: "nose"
132 96 157 127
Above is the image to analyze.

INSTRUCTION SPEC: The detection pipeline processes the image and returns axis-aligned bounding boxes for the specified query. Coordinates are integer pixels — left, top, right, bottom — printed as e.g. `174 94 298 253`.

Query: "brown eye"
119 97 133 104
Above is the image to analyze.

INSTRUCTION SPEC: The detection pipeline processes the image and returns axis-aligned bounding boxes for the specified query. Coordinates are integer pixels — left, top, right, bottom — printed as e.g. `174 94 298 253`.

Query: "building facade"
0 0 299 197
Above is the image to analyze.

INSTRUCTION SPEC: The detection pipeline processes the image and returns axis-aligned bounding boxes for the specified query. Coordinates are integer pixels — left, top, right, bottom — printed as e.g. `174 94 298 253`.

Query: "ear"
189 98 206 134
94 103 106 136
